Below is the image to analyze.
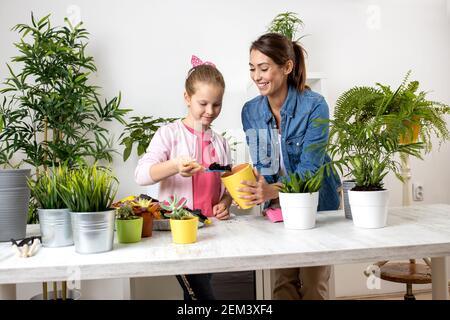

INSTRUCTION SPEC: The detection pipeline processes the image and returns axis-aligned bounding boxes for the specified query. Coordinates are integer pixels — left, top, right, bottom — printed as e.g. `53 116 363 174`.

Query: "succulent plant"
159 195 192 220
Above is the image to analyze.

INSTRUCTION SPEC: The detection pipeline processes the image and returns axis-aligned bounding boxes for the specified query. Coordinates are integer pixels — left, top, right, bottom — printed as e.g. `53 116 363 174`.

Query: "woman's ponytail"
290 42 307 92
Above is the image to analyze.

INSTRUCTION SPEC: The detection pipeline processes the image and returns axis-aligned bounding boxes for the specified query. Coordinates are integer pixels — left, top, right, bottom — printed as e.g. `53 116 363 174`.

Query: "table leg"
431 257 448 300
0 284 16 300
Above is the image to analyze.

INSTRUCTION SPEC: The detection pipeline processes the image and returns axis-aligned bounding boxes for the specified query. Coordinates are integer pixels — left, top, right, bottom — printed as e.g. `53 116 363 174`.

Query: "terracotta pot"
137 211 153 237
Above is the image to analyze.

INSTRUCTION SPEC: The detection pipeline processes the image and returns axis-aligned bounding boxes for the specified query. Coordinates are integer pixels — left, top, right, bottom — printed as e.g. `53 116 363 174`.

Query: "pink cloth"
184 124 221 217
265 207 284 223
134 119 231 211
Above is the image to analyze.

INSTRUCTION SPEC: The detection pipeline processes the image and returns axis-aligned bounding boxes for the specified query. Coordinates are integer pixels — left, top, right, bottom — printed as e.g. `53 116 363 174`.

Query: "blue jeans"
176 273 215 300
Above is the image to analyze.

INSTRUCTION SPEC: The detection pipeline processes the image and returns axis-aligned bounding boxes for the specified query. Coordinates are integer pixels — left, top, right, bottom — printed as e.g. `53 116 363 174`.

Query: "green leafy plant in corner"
120 116 178 161
0 13 131 173
27 164 69 209
316 76 426 191
279 171 322 194
159 195 192 220
59 162 118 212
267 11 305 41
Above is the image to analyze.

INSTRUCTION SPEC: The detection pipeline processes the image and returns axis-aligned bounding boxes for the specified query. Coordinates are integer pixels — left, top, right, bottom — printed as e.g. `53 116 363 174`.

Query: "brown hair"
250 33 307 92
185 64 225 96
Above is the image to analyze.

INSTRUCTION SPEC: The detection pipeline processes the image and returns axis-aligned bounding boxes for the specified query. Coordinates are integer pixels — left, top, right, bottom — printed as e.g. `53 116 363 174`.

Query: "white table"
1 204 449 299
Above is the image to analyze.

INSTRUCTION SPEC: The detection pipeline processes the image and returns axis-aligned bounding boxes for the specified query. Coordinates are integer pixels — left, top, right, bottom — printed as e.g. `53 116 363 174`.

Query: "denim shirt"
241 85 341 211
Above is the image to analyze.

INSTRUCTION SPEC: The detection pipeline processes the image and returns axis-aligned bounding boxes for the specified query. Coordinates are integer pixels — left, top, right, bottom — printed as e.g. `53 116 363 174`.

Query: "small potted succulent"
28 165 73 247
112 194 162 236
115 205 143 244
160 195 198 244
279 171 322 229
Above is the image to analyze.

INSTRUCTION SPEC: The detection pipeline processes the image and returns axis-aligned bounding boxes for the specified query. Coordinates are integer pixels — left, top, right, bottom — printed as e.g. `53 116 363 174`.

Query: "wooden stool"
378 259 432 300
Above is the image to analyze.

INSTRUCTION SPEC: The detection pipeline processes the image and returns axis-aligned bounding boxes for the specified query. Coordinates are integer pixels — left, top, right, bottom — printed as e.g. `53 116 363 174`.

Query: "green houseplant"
27 165 73 247
120 116 177 162
115 205 143 244
319 77 424 228
279 171 322 229
59 163 118 253
160 195 198 244
267 11 305 41
0 13 130 224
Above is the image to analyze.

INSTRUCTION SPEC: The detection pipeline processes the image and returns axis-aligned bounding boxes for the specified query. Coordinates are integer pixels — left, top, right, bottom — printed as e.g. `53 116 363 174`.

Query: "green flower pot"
116 217 143 243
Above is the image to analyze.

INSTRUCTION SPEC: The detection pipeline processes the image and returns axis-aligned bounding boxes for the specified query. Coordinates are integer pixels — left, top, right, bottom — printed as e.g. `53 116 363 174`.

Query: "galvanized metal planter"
0 169 31 242
70 210 115 254
38 208 73 247
342 180 356 220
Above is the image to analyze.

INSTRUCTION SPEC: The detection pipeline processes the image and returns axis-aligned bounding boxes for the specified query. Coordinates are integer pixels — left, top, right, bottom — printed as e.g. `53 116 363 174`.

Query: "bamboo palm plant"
279 171 322 194
0 13 130 172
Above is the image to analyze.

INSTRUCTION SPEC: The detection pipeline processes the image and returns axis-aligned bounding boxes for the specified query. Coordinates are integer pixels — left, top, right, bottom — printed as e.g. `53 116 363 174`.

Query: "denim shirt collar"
262 85 298 123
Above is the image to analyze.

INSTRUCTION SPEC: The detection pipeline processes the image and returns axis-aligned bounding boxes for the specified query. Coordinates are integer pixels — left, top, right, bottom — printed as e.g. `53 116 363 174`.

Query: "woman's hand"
237 168 282 206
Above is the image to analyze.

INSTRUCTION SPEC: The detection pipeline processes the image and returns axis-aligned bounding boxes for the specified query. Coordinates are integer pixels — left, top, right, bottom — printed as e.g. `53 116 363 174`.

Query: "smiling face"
184 81 224 130
249 49 293 97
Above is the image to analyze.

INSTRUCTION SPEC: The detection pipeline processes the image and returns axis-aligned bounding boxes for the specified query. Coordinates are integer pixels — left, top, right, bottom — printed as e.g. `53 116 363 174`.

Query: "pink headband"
191 55 216 68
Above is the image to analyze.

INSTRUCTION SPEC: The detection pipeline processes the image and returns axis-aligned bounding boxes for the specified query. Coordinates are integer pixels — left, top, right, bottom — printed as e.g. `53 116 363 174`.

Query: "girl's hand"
213 202 230 220
174 157 204 177
237 168 282 206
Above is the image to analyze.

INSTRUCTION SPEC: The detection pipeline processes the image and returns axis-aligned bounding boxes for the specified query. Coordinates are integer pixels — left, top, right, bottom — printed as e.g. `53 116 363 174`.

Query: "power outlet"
412 183 424 201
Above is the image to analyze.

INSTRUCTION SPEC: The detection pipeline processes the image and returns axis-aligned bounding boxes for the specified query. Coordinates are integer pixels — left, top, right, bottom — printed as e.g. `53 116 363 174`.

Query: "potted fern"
279 171 322 229
27 165 73 247
160 195 198 244
115 205 143 244
321 79 424 228
59 163 118 253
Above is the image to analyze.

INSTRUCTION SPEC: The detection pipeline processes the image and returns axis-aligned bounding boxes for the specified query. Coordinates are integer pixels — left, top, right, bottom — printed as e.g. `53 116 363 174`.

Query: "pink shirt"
184 124 221 217
134 120 231 211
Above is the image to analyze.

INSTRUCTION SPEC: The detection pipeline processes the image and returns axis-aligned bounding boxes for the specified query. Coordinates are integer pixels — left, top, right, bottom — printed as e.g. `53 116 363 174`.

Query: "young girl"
134 56 232 300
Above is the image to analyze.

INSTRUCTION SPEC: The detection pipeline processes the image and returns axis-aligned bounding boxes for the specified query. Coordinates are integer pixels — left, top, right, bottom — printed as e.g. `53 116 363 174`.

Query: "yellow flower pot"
221 163 256 209
170 216 198 244
399 116 421 144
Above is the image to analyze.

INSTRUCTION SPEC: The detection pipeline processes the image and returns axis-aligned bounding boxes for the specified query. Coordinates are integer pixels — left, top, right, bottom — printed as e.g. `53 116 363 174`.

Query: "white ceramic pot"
279 192 319 230
348 190 389 228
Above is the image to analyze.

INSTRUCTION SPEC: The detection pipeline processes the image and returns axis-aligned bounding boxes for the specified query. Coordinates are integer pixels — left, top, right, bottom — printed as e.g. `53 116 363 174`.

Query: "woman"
239 33 341 300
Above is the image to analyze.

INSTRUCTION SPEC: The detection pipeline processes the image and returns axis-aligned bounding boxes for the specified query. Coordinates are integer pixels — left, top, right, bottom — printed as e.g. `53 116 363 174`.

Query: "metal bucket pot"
0 169 31 241
343 180 356 220
70 210 115 254
38 208 73 247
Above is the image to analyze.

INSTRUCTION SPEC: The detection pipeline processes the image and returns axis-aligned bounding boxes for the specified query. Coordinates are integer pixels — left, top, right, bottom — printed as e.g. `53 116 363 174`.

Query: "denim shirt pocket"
285 132 305 164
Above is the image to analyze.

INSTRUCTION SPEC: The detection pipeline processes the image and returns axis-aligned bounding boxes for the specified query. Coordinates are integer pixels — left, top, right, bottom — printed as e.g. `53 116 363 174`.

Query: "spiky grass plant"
60 163 118 212
28 165 69 209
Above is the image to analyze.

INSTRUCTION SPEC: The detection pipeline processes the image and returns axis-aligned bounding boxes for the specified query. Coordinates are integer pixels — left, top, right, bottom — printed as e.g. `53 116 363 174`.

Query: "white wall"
1 0 449 298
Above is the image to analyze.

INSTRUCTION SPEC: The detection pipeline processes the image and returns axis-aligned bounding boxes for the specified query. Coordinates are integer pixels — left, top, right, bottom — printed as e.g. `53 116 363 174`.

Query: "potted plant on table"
160 195 198 244
115 205 143 244
279 171 322 229
320 81 424 228
27 165 73 247
59 163 118 253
